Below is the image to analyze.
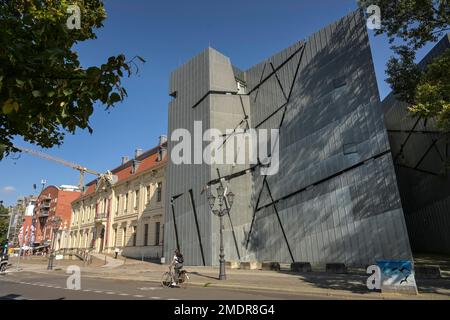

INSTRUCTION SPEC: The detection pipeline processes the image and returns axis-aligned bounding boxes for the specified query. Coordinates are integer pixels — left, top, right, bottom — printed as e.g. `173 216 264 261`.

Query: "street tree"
0 0 145 159
0 204 9 245
359 0 450 129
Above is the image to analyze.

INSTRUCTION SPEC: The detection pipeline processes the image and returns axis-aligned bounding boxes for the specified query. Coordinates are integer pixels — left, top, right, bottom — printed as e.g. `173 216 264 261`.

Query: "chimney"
121 156 129 165
135 148 143 158
159 135 167 146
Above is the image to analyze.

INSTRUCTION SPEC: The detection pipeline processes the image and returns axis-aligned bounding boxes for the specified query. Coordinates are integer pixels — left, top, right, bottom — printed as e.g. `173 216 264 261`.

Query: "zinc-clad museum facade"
383 34 450 255
164 9 413 267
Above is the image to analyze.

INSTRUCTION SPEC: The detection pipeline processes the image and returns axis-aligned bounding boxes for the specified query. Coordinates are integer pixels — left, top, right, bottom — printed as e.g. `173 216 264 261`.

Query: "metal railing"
94 213 107 221
54 248 93 264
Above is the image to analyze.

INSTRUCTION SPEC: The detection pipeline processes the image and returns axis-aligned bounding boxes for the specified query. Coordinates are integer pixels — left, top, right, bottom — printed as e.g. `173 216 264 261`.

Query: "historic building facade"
34 185 81 249
18 195 37 248
68 140 167 259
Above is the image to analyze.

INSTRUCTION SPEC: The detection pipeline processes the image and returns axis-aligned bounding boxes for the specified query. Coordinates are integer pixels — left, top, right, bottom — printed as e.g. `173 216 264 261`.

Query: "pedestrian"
114 247 119 259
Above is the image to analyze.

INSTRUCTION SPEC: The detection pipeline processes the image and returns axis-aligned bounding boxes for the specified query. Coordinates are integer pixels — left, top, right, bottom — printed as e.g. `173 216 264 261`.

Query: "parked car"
0 253 8 273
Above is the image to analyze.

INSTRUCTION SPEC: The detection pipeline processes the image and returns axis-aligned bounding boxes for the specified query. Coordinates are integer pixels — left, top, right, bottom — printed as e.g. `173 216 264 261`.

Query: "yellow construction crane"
15 146 118 191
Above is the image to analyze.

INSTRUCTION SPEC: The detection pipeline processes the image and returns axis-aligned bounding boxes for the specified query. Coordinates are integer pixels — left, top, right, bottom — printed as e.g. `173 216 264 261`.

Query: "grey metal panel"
166 9 413 267
165 49 214 265
381 33 450 254
209 49 239 93
244 9 411 266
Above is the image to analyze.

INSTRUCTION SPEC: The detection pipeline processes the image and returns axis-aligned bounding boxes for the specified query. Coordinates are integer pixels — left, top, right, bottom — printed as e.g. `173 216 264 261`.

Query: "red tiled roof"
78 144 167 199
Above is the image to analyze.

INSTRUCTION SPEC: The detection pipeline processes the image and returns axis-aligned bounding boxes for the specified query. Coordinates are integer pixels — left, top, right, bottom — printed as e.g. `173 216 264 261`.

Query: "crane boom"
14 146 117 190
16 146 100 176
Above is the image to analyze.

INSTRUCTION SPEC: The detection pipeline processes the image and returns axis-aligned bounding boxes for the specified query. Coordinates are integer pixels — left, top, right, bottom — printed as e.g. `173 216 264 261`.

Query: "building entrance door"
99 227 105 253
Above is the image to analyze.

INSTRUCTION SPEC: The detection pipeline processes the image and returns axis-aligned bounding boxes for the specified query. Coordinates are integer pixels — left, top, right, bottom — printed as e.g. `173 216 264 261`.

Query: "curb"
10 267 450 300
75 272 384 300
79 273 438 300
7 268 375 299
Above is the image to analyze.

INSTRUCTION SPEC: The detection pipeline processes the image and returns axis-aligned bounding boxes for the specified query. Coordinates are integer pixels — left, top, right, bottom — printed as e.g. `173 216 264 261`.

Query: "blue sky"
0 0 440 206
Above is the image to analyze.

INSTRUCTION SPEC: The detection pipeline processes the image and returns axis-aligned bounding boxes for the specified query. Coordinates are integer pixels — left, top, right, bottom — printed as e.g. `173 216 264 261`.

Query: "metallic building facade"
164 10 413 266
382 34 450 254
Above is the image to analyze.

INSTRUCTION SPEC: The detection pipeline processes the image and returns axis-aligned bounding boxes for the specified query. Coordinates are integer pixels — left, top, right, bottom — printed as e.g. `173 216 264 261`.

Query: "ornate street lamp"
207 181 235 280
47 216 62 270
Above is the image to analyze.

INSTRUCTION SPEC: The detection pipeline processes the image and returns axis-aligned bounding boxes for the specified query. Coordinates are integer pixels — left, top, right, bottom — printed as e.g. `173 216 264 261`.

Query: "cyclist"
170 249 184 287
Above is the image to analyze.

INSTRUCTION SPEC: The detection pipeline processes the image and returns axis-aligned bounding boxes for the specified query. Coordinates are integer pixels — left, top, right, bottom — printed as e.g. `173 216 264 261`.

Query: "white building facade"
68 142 167 260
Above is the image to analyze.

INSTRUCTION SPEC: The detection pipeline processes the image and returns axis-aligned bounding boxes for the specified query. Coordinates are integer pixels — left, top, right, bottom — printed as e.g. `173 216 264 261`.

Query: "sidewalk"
91 253 124 268
9 257 450 300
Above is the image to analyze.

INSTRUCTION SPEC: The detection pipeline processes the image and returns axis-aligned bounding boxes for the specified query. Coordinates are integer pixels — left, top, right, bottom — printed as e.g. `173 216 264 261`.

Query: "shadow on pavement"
416 278 450 296
189 271 219 281
0 294 25 300
285 272 374 295
0 293 67 300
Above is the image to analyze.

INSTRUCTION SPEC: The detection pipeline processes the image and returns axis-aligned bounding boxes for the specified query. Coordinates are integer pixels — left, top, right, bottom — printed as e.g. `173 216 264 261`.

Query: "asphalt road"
0 271 336 300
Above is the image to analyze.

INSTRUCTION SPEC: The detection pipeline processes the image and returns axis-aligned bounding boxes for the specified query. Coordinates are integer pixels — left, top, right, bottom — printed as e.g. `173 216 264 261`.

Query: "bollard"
240 261 262 270
415 266 441 279
291 262 312 273
261 261 281 271
326 263 347 274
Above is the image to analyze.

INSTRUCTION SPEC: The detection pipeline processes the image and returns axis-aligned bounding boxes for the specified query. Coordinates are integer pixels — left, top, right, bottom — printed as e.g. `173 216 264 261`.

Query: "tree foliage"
408 49 450 128
360 0 449 48
0 0 144 159
0 204 9 245
385 45 422 104
359 0 450 129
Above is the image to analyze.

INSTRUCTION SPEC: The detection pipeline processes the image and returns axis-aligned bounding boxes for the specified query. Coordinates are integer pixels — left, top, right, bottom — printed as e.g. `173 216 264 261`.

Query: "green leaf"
63 88 73 96
2 101 14 114
137 56 146 63
16 79 25 88
86 67 101 77
32 90 42 97
109 92 121 104
2 99 19 114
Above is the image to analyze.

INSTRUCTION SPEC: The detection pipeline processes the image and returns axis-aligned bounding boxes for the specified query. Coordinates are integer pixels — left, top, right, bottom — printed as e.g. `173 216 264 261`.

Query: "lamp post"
47 216 62 270
207 181 235 280
62 222 68 252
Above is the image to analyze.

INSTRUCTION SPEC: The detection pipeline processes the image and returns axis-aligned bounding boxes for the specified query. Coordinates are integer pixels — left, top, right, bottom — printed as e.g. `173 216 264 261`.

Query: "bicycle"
161 267 189 289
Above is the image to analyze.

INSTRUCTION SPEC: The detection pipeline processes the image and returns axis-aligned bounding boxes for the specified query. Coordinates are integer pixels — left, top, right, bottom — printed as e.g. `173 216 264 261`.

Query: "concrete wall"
382 34 450 254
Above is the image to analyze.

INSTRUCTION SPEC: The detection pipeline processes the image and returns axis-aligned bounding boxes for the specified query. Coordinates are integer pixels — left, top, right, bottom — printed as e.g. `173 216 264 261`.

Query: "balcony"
94 213 107 224
39 210 49 218
38 212 49 224
41 201 51 208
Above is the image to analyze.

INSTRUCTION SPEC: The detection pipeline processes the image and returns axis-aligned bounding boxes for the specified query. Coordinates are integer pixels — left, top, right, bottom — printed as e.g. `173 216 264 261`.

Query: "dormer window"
131 159 140 174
